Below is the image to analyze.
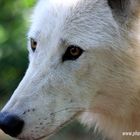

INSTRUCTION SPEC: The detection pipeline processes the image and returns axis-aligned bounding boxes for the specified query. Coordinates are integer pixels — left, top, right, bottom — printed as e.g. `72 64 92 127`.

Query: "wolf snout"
0 112 24 137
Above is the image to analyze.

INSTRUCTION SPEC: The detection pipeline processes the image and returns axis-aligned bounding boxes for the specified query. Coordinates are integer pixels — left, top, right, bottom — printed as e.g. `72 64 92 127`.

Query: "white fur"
2 0 140 140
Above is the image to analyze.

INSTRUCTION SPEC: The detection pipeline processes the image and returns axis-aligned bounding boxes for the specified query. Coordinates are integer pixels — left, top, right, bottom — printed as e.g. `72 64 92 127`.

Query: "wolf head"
0 0 140 140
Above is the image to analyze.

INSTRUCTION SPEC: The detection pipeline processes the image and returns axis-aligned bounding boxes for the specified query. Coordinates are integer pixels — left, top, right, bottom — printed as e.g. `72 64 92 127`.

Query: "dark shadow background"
0 1 105 140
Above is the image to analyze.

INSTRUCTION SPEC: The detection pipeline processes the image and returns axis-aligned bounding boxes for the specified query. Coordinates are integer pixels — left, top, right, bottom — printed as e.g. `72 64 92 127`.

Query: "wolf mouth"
18 112 81 140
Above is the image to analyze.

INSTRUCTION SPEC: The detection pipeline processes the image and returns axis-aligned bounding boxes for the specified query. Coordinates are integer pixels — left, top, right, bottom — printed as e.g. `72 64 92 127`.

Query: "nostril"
0 112 24 137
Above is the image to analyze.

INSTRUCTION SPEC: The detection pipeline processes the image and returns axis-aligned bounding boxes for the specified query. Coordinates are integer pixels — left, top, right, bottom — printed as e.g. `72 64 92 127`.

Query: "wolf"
0 0 140 140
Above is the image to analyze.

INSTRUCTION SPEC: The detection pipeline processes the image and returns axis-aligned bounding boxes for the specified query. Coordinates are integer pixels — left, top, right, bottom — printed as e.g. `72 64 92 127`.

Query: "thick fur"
1 0 140 140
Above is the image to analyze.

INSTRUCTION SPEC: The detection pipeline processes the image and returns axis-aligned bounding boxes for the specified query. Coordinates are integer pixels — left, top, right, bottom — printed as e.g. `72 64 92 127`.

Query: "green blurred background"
0 0 103 140
0 0 32 107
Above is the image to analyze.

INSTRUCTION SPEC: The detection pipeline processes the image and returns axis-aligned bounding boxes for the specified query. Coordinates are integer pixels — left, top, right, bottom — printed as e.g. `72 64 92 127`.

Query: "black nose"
0 112 24 137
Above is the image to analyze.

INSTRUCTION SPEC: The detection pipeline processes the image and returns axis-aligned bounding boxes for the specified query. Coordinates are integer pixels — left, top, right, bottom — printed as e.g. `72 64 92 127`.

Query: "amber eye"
70 47 80 56
30 38 37 52
62 45 84 62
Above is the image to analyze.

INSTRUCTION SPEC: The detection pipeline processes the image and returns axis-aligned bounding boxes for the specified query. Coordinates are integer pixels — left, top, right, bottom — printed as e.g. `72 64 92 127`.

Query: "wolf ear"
108 0 129 15
108 0 140 25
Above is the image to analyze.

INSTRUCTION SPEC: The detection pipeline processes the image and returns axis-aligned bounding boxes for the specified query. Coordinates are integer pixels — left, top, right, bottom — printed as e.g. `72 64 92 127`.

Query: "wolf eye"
62 45 84 62
30 38 37 52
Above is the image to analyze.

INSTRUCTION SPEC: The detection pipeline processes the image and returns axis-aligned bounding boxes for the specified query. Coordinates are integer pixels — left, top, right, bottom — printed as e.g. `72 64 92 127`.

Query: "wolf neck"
94 35 140 140
91 78 140 140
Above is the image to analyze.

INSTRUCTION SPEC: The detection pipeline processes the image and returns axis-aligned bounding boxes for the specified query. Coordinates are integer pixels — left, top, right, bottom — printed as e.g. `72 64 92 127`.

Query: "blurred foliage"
0 0 35 106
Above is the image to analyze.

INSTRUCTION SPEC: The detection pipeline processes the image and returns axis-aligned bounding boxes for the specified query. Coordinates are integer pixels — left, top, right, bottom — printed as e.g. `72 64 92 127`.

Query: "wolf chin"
0 0 140 140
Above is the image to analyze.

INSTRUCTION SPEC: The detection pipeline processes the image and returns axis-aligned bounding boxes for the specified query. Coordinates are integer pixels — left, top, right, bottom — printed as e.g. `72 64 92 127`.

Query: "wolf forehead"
29 0 119 47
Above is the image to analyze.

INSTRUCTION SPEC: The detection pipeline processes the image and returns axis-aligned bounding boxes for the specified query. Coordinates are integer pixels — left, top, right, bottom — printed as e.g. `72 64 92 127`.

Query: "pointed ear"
108 0 140 25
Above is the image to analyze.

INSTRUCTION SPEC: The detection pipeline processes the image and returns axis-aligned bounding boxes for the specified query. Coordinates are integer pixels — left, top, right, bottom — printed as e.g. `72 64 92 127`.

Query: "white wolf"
0 0 140 140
